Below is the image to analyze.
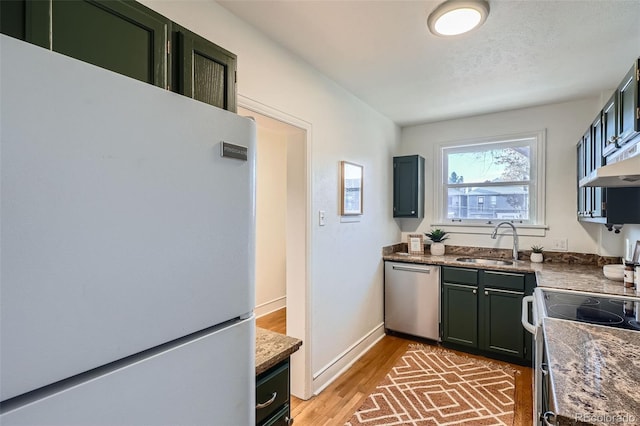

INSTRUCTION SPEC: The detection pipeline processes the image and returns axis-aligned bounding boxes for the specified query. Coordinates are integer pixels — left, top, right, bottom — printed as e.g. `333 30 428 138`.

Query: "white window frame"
433 130 547 236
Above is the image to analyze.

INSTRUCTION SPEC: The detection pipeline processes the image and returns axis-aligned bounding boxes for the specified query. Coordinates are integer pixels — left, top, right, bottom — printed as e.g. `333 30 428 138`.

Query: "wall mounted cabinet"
393 155 425 218
0 0 237 112
601 58 640 159
577 118 605 220
577 57 640 225
174 25 237 112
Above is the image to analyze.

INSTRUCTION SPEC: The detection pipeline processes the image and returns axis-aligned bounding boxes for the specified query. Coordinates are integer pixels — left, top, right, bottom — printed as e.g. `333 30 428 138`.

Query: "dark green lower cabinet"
256 359 292 426
481 288 524 358
441 267 534 364
442 283 478 347
261 405 291 426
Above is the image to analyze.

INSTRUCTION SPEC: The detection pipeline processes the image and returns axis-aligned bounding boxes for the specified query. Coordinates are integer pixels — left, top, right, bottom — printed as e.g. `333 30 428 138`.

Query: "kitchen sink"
455 257 513 266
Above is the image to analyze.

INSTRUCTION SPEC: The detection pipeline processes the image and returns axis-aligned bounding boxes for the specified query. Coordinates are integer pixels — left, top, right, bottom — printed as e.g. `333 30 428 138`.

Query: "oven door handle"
521 295 537 335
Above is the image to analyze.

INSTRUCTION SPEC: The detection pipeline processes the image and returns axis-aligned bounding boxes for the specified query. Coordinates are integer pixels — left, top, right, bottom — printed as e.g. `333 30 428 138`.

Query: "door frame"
238 95 313 400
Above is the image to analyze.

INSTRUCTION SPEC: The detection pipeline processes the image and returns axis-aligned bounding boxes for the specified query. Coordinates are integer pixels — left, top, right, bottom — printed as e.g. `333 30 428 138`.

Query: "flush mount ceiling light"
427 0 490 37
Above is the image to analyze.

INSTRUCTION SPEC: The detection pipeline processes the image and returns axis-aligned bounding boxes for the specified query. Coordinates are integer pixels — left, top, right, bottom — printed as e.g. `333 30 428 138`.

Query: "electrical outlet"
550 238 568 251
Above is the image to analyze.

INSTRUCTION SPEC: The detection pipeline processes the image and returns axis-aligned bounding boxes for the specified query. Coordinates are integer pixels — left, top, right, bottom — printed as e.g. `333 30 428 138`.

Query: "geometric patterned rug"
345 345 517 426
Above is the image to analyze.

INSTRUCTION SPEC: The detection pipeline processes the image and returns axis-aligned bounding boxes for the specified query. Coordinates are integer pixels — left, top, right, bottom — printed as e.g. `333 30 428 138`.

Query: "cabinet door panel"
591 115 604 217
0 0 26 40
178 27 237 112
618 60 639 143
482 289 524 358
576 141 586 217
393 155 424 218
51 0 167 87
442 283 477 347
602 92 618 157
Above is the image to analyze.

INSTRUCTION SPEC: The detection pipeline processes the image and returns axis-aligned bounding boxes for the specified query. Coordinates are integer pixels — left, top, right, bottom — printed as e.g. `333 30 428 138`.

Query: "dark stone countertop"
543 318 640 426
255 327 302 376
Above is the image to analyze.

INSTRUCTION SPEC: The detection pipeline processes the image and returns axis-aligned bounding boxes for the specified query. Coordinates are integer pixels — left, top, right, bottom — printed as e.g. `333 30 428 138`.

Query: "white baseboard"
255 296 286 318
312 323 385 395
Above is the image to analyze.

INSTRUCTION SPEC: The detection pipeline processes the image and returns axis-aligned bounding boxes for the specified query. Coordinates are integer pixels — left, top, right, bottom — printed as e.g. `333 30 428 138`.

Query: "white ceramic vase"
530 252 543 263
430 242 445 256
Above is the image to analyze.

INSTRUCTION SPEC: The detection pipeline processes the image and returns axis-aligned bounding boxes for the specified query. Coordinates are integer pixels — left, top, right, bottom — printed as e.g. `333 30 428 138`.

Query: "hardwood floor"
256 307 287 334
256 308 533 425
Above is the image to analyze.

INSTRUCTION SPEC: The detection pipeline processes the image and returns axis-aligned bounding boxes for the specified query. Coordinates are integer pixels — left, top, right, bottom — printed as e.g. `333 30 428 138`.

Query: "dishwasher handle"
391 264 432 273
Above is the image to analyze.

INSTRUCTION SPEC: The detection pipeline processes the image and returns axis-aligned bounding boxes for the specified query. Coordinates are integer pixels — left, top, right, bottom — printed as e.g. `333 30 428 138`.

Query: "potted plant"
530 245 544 263
425 228 448 256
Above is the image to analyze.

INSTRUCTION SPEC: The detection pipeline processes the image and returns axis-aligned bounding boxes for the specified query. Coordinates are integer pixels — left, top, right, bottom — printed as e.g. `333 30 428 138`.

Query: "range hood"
580 154 640 187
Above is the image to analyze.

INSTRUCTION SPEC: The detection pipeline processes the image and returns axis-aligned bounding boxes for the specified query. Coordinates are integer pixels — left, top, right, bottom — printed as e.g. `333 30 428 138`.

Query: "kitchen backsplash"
383 243 621 266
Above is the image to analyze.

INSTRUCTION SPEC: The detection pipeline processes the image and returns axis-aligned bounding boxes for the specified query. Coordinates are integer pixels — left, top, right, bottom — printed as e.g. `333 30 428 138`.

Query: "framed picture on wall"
340 161 363 215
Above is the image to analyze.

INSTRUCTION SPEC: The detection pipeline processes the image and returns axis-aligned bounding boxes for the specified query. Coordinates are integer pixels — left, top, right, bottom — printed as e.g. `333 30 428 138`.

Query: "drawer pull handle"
256 391 277 409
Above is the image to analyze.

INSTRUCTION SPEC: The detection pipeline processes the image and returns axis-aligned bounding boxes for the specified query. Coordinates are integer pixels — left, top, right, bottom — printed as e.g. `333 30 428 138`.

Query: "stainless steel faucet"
491 221 519 260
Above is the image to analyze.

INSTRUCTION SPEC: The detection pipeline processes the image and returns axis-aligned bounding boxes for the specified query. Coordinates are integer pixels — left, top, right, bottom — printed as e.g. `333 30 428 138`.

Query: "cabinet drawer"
262 404 290 426
483 270 525 292
442 267 478 285
256 360 289 425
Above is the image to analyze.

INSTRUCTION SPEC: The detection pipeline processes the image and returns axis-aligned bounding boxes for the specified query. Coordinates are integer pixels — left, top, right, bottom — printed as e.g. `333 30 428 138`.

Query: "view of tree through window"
443 141 535 222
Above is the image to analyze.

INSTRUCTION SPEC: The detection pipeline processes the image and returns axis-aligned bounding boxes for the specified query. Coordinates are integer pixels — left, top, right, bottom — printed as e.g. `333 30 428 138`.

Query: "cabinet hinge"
602 201 606 211
235 70 237 84
637 107 640 120
167 40 171 54
636 68 639 82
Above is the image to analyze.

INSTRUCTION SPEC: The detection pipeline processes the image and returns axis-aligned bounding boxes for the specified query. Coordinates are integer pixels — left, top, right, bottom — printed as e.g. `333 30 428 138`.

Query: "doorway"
238 97 312 400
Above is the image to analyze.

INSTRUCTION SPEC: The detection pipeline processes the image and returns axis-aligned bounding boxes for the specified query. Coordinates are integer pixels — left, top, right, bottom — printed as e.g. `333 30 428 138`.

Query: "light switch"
319 210 326 226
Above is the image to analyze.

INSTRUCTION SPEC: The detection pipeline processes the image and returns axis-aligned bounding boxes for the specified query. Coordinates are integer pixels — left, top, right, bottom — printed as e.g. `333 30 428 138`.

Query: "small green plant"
425 228 449 243
531 245 544 253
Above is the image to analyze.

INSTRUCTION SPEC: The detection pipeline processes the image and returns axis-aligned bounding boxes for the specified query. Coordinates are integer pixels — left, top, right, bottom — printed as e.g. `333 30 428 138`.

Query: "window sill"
431 222 548 237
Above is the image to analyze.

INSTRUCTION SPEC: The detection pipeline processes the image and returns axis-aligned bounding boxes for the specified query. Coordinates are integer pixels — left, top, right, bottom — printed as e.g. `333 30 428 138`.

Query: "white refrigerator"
0 35 256 425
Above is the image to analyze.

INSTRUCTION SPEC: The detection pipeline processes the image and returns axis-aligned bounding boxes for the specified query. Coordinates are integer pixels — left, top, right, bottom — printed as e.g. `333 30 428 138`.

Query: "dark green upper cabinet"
175 26 237 112
617 58 640 146
0 0 26 41
602 57 640 159
602 91 619 157
25 0 170 88
577 57 640 226
1 0 238 112
577 115 606 221
393 155 425 218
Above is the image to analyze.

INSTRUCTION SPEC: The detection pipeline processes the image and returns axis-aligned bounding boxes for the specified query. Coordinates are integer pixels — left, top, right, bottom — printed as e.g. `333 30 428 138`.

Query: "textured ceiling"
218 0 640 126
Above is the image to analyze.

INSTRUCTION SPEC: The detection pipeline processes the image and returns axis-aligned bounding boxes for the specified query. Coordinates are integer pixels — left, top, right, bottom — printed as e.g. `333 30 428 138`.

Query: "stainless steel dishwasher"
384 261 440 341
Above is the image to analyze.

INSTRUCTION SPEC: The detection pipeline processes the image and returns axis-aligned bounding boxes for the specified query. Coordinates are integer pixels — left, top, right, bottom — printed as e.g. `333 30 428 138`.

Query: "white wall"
255 127 287 317
140 0 401 394
400 97 623 256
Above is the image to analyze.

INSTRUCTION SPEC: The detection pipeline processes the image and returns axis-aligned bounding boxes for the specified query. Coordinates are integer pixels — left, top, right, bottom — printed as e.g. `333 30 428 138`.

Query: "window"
438 131 545 225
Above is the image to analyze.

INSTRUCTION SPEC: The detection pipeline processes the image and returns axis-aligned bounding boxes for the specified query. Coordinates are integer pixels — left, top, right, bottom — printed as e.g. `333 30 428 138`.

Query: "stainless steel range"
541 289 640 331
522 287 640 425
